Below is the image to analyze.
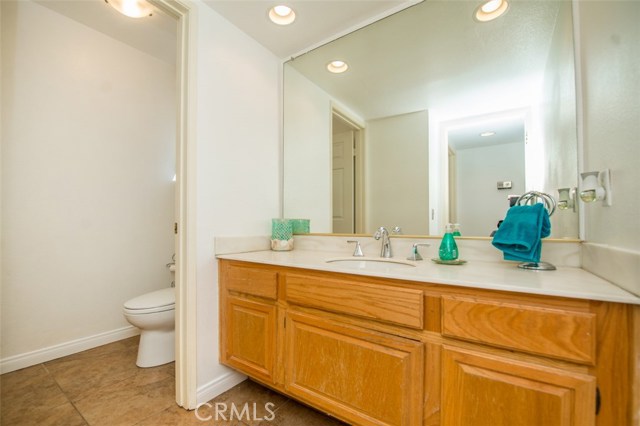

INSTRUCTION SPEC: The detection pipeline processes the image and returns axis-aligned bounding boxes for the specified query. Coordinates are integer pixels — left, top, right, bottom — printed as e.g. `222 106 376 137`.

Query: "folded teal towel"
491 203 551 263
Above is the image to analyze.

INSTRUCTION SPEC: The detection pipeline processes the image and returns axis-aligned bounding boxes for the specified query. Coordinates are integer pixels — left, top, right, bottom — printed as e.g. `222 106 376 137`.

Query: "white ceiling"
448 119 525 151
287 0 564 121
34 0 417 63
35 0 566 154
35 0 177 64
203 0 417 59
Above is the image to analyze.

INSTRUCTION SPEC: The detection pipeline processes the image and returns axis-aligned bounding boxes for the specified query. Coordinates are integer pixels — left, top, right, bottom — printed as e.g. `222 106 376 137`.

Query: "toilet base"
136 329 175 368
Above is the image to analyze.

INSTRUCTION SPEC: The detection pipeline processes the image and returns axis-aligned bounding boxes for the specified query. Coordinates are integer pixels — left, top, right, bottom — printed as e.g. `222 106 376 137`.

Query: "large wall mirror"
283 0 579 238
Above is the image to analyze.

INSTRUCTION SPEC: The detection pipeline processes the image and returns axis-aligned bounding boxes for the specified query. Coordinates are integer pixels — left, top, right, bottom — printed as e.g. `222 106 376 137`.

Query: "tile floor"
0 337 347 426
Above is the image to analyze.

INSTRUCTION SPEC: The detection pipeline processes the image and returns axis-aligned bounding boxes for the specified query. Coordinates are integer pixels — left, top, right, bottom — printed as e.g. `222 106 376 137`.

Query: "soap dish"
431 258 467 265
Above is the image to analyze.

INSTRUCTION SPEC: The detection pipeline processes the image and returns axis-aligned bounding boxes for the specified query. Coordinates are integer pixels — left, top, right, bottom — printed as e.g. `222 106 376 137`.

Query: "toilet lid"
124 287 175 311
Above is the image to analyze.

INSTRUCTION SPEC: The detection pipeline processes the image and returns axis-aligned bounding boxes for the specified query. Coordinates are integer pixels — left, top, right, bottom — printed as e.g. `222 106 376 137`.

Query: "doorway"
443 109 529 236
332 110 363 234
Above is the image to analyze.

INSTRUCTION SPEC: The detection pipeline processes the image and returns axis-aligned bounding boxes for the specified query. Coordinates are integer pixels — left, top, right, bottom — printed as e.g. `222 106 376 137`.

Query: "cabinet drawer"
285 274 423 329
224 263 278 300
442 296 596 364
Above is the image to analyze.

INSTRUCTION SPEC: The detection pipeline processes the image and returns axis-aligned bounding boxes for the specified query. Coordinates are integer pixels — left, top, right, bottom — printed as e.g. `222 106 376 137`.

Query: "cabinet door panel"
442 347 596 426
223 296 276 383
285 312 423 426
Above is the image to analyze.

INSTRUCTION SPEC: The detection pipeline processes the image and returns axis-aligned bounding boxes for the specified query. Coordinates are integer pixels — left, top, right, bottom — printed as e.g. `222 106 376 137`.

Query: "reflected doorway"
332 111 363 233
447 113 527 236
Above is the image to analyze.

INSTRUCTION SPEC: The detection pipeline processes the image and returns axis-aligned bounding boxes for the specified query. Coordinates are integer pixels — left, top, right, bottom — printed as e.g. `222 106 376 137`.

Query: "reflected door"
332 131 355 233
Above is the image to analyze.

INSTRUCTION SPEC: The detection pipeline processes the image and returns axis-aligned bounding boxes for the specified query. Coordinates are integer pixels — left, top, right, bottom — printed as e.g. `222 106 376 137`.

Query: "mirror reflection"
283 0 579 238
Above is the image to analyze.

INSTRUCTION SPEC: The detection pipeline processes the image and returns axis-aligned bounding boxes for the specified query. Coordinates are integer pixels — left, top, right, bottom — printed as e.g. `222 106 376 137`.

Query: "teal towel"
491 203 551 263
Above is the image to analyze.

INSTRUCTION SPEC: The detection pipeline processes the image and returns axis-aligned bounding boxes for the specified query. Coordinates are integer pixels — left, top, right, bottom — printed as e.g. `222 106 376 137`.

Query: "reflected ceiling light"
327 60 349 74
474 0 509 22
105 0 153 18
269 5 296 25
480 131 496 137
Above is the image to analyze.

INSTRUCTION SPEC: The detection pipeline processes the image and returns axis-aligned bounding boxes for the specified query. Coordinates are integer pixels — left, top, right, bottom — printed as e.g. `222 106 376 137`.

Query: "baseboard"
0 326 140 374
196 370 247 405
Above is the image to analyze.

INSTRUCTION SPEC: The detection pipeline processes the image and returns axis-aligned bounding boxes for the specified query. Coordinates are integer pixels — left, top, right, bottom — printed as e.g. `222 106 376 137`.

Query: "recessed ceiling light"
480 131 496 137
269 5 296 25
474 0 509 22
327 60 349 74
105 0 153 18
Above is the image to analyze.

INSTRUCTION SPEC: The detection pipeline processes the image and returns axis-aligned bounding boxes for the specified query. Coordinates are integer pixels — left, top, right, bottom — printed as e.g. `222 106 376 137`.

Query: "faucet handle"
392 226 402 235
347 240 364 257
407 243 430 261
373 226 387 240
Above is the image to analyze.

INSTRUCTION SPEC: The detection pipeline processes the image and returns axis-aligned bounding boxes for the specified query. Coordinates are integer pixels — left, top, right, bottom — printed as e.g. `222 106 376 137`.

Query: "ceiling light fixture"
474 0 509 22
327 60 349 74
105 0 153 18
480 131 496 137
269 5 296 25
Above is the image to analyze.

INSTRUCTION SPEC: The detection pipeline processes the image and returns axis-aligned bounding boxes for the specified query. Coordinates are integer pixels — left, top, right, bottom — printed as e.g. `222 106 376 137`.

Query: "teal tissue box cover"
271 218 293 240
290 219 310 234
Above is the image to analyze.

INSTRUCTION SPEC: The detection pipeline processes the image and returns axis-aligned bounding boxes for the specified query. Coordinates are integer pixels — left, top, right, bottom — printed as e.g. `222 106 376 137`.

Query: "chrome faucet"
373 227 392 258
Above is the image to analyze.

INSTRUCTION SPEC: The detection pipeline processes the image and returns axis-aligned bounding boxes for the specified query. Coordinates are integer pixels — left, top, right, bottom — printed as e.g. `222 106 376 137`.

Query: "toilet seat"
124 287 175 315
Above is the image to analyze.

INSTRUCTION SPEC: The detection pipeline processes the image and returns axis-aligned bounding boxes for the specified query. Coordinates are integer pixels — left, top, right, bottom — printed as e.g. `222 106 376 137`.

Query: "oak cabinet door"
285 311 424 426
222 296 277 384
442 346 596 426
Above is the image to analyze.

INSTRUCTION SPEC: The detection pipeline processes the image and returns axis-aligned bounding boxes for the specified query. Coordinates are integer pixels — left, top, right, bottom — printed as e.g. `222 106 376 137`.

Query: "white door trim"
150 0 198 410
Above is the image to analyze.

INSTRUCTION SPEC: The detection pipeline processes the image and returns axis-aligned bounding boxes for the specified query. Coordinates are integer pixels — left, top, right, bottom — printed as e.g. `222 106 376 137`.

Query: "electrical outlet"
497 181 512 190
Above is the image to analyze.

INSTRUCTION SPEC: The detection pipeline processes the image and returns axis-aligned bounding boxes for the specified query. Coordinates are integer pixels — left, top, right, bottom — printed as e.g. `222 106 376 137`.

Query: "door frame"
150 0 197 409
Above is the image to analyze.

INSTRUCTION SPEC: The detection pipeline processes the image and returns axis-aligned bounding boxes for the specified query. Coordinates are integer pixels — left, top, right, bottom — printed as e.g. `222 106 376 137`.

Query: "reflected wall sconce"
557 187 576 212
579 169 612 206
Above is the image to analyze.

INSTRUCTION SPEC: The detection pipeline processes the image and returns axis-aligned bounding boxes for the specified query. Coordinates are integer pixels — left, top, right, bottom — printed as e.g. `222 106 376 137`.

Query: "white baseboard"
197 370 247 405
0 326 140 374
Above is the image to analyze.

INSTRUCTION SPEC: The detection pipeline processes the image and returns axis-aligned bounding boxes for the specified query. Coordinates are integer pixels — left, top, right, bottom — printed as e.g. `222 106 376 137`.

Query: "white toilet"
123 287 175 368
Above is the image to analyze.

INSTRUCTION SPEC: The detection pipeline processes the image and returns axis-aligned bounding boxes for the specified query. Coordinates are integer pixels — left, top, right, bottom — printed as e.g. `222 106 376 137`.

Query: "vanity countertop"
217 249 640 305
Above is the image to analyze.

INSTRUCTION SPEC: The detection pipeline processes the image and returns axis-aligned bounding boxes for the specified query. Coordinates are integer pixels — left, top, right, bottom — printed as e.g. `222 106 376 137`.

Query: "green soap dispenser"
452 223 462 237
439 223 459 261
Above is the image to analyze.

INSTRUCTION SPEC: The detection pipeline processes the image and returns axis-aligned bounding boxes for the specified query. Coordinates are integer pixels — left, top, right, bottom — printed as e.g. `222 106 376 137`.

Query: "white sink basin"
325 257 416 271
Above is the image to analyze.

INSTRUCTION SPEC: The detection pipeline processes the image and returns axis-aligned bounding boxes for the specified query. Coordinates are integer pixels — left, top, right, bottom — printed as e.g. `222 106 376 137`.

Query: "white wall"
456 142 525 236
1 1 175 360
366 111 429 235
193 2 280 394
578 1 640 251
283 66 332 232
540 0 579 239
577 1 640 296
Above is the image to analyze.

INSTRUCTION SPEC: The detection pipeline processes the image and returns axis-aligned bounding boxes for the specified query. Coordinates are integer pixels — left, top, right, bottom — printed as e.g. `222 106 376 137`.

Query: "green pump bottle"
439 223 459 261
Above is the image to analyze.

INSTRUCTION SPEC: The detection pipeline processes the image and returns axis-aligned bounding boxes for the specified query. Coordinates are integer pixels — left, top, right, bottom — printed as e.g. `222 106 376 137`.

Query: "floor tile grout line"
42 362 92 425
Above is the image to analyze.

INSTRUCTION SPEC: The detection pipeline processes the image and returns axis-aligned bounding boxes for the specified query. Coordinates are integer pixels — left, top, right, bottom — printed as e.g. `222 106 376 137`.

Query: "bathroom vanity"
217 251 639 426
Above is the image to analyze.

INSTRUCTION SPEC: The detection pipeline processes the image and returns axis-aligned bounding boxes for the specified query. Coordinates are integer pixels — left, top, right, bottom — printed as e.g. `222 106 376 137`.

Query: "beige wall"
193 1 281 394
456 142 525 236
579 1 640 251
283 66 333 232
366 111 429 235
541 0 579 238
1 1 175 361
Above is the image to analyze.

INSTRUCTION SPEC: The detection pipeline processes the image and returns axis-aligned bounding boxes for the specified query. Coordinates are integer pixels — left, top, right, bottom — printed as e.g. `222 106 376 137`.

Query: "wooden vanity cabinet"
442 346 596 426
219 262 279 384
218 259 637 426
285 311 424 426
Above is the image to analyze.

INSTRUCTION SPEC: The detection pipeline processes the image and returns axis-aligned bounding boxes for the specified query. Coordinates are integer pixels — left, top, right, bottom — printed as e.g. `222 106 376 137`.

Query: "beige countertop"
217 249 640 305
